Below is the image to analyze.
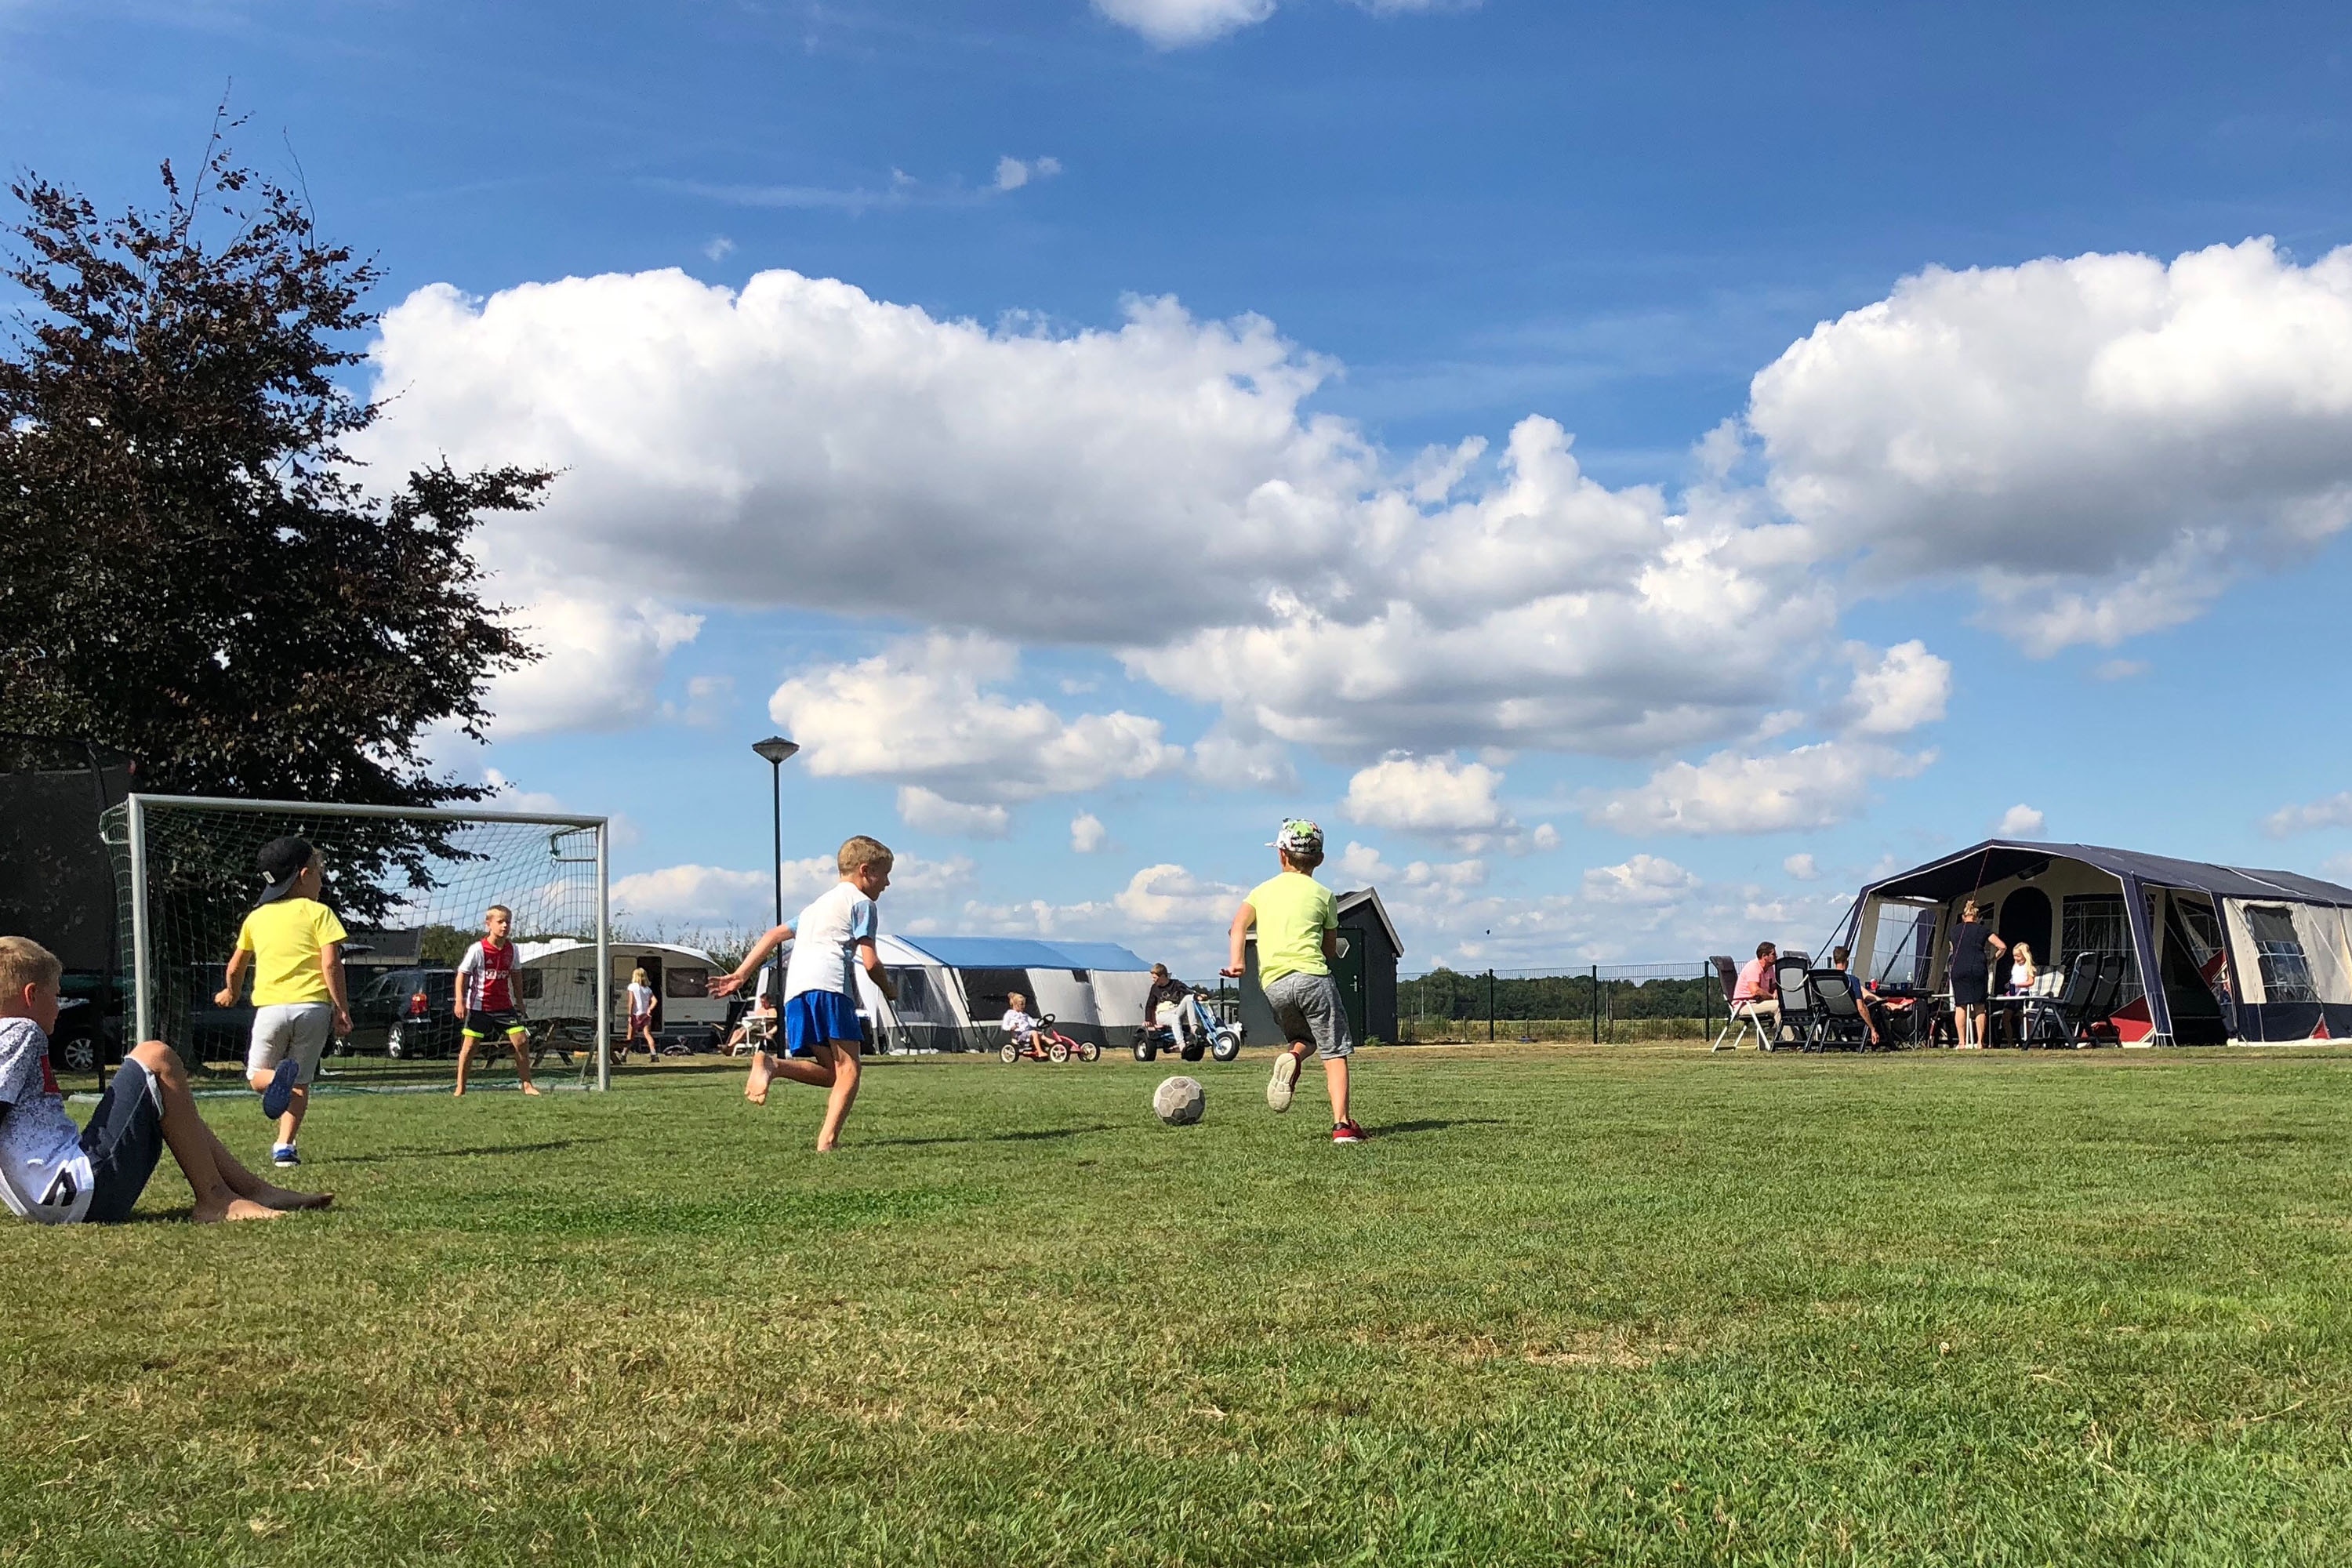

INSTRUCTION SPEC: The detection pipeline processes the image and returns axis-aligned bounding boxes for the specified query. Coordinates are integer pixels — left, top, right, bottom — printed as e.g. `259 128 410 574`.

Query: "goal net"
101 795 612 1090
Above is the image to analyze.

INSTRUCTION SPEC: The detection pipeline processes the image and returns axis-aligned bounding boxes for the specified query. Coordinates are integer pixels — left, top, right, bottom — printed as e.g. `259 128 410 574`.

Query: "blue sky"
9 1 2352 972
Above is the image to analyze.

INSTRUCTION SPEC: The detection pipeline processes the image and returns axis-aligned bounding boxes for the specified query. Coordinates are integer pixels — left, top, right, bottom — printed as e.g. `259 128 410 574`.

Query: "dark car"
48 971 128 1074
183 963 257 1065
345 967 463 1059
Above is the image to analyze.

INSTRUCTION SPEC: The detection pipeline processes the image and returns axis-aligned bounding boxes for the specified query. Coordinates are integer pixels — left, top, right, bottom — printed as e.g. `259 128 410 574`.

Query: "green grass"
6 1044 2352 1566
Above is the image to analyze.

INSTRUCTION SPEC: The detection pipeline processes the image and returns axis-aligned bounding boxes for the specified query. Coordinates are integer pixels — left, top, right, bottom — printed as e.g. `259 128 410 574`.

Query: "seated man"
1 936 330 1225
1730 940 1781 1044
1000 991 1044 1050
1145 963 1194 1049
1830 945 1889 1047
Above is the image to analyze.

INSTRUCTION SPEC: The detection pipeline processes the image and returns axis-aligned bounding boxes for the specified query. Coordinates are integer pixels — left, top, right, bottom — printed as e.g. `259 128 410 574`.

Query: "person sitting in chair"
1730 941 1781 1046
1831 946 1889 1048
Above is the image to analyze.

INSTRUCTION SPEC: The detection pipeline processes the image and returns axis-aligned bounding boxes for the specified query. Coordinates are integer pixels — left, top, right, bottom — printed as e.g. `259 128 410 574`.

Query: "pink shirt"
1733 957 1776 1002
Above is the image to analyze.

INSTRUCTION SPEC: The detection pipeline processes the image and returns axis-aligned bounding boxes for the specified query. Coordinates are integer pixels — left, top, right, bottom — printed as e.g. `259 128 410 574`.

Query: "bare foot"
519 1083 542 1096
744 1054 775 1105
260 1187 334 1210
815 1142 840 1153
194 1196 288 1223
452 1086 466 1097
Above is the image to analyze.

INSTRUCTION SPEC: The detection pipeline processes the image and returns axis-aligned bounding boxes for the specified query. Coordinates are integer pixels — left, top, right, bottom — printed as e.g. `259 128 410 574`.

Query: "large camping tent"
1832 840 2352 1045
855 935 1157 1053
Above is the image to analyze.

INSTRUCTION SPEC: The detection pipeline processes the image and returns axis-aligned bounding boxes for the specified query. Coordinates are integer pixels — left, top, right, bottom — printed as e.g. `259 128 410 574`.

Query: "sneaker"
1331 1120 1368 1144
260 1057 301 1120
1266 1049 1301 1112
271 1144 299 1167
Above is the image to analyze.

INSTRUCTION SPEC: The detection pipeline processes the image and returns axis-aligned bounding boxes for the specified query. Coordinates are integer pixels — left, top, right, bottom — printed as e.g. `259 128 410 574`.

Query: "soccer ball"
1153 1076 1205 1126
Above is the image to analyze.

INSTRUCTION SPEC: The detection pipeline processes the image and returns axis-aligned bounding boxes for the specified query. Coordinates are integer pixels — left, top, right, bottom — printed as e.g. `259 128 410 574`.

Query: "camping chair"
1806 971 1872 1051
2018 953 2095 1048
1709 956 1772 1052
1773 955 1815 1049
2071 952 2129 1047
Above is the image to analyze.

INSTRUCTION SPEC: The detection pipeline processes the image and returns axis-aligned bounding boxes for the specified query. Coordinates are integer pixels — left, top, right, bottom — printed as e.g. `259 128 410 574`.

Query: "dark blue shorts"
781 990 862 1058
82 1058 165 1225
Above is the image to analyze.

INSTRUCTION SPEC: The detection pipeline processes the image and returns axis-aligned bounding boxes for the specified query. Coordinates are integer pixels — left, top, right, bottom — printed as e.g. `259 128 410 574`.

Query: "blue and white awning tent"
1834 840 2352 1046
858 934 1158 1053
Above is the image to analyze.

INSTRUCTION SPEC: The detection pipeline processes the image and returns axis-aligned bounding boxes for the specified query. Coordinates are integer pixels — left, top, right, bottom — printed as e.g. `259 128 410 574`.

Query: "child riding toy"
1132 987 1243 1062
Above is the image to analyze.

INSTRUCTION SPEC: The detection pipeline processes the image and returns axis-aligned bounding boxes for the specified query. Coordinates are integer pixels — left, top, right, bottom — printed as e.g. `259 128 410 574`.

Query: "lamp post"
752 736 800 931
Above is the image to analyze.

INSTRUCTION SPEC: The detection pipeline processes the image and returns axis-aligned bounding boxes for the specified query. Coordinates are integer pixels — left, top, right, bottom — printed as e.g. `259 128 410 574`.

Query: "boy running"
215 836 350 1167
1223 819 1365 1144
452 905 539 1097
710 836 898 1151
6 935 330 1223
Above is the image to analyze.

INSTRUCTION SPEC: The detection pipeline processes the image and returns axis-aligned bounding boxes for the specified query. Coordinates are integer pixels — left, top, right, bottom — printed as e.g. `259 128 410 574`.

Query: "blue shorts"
781 990 862 1057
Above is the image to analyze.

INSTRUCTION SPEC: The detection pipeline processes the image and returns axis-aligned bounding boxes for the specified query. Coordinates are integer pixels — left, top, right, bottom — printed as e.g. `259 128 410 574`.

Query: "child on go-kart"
1000 993 1099 1063
1001 992 1044 1053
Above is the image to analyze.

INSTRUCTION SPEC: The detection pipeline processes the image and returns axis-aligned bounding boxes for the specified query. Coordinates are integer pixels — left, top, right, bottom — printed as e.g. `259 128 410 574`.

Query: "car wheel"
1210 1030 1242 1062
387 1023 408 1059
1000 1040 1020 1064
58 1036 98 1074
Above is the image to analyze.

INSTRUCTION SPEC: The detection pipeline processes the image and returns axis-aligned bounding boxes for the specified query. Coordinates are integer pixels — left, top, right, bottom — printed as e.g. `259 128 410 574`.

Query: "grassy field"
5 1043 2352 1566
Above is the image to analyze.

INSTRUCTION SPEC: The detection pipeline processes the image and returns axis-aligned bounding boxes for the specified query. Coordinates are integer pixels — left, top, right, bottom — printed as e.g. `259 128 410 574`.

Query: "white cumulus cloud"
1838 640 1951 735
1070 811 1109 853
1995 803 2048 839
2263 792 2352 837
1588 741 1933 837
1343 753 1507 834
1582 854 1700 906
1784 852 1819 880
896 787 1013 839
1094 0 1274 45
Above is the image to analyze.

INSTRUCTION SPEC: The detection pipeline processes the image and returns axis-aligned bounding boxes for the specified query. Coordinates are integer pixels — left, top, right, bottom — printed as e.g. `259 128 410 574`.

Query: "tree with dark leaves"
0 118 547 811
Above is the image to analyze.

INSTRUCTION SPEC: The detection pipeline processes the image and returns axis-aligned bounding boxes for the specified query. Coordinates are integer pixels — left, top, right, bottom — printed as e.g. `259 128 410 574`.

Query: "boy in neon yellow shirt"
1221 819 1364 1144
215 837 350 1167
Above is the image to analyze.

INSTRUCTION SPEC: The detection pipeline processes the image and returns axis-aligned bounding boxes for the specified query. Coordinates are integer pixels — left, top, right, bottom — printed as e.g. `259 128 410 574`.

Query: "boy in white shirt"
1000 992 1043 1051
710 837 898 1151
451 905 539 1098
2 936 329 1224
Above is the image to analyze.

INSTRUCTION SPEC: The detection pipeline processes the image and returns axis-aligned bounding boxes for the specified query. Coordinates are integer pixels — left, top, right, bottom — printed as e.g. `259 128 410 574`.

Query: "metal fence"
1398 963 1721 1045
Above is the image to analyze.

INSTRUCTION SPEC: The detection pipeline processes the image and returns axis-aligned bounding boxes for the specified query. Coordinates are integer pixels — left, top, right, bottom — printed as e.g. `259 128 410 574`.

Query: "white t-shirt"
626 982 654 1018
0 1017 93 1225
1001 1007 1040 1040
782 882 879 1001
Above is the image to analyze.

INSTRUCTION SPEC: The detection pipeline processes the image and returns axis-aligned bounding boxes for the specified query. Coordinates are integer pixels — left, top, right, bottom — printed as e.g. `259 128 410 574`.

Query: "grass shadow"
1367 1117 1505 1138
866 1123 1121 1149
327 1138 608 1165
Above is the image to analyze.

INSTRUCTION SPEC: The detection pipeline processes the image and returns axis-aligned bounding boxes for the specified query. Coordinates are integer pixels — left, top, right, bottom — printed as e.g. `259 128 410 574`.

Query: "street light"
752 736 800 930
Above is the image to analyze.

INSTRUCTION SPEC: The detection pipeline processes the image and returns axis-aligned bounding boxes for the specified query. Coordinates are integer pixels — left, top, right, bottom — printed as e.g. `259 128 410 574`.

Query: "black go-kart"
1132 991 1243 1062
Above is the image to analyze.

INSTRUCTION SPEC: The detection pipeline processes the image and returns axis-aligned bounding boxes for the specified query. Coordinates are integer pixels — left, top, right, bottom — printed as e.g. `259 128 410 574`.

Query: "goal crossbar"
115 793 614 1089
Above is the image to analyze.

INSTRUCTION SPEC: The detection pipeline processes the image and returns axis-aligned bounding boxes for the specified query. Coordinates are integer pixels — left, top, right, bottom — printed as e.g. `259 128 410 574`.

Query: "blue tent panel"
893 935 1152 972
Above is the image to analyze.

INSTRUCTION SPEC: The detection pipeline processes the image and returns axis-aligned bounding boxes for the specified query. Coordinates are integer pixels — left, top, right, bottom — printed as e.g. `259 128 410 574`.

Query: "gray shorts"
1264 971 1352 1060
249 1003 332 1084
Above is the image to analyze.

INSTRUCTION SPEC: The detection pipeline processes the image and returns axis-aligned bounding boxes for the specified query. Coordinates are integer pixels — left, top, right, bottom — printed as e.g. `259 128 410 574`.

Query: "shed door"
1336 927 1369 1045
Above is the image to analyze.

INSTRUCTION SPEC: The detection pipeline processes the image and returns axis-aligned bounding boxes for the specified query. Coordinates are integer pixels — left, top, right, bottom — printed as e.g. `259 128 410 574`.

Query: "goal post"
104 793 614 1091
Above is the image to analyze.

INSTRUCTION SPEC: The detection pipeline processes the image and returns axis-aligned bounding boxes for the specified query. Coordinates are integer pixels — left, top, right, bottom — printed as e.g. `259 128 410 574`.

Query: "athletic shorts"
81 1058 165 1225
463 1009 528 1040
782 990 862 1058
1264 971 1352 1060
249 1003 332 1084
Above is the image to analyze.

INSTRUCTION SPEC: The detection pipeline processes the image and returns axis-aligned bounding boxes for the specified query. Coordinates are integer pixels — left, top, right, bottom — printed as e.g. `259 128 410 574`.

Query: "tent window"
887 967 939 1022
2177 898 2224 966
2061 895 2129 967
2245 906 2318 1003
1860 901 1937 987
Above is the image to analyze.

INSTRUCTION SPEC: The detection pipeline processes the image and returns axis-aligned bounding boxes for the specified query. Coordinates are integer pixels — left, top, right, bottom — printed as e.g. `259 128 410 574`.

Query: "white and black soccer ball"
1153 1075 1205 1126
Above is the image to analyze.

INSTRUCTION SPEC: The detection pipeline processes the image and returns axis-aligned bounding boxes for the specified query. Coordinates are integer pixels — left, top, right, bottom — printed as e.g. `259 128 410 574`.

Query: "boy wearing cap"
1221 819 1366 1144
214 836 350 1166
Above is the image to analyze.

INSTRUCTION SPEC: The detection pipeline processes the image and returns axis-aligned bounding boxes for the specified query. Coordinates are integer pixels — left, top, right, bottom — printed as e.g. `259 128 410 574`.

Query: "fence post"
1589 964 1599 1044
1486 969 1496 1042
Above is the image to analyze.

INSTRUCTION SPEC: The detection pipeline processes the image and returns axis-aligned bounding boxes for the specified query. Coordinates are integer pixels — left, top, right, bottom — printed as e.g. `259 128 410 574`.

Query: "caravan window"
666 968 708 999
512 969 543 1001
2245 906 2318 1002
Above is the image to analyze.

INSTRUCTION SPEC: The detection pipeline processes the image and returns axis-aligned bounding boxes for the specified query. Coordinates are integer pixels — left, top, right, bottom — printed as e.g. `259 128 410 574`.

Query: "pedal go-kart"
1133 989 1243 1063
1000 1014 1101 1065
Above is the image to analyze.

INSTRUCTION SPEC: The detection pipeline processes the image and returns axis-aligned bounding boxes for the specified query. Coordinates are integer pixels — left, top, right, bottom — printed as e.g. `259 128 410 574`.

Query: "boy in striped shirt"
452 905 540 1097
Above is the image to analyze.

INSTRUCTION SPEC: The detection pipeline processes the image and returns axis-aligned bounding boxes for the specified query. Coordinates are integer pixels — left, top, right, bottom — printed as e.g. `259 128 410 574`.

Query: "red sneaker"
1330 1120 1368 1144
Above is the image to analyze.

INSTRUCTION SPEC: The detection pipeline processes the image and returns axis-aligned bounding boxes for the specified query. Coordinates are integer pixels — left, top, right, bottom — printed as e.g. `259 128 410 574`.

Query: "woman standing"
1947 899 2008 1049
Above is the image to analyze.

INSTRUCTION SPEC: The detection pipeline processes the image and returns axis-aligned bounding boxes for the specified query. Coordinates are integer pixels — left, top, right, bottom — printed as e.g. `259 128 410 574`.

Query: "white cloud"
1582 854 1700 906
702 236 735 262
2263 791 2352 837
1114 862 1246 926
481 767 566 816
1749 238 2352 654
1344 753 1506 835
896 786 1013 839
767 633 1185 810
1093 0 1275 45
613 852 975 928
1995 803 2047 839
481 593 702 737
1784 852 1819 880
1333 840 1486 892
1588 741 1933 837
1190 725 1298 789
659 673 733 728
994 155 1062 191
1838 640 1950 735
1070 811 1109 853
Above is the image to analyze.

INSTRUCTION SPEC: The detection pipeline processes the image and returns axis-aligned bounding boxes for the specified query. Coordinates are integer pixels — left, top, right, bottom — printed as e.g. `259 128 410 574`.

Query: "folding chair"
2019 953 2095 1048
1772 955 1815 1050
1807 971 1873 1051
2072 953 2128 1047
1709 956 1773 1052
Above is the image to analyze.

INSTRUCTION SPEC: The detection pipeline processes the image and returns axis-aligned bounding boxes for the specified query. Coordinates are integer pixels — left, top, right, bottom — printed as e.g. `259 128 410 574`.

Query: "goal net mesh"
102 800 605 1087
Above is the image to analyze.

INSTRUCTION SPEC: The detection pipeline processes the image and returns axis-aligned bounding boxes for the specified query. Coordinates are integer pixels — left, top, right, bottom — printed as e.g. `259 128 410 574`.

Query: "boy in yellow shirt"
215 837 350 1167
1222 819 1364 1144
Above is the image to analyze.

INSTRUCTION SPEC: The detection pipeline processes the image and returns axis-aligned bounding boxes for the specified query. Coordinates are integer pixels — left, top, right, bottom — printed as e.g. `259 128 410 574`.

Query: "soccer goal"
101 794 615 1090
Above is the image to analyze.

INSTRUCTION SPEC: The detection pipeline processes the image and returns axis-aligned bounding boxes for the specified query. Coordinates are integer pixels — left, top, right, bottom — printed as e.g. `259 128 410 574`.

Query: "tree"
0 118 547 811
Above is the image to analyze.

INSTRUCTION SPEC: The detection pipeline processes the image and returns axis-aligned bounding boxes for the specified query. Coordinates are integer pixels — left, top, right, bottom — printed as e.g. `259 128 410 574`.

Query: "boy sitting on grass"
215 835 350 1167
1223 819 1366 1144
710 836 898 1152
2 936 330 1224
